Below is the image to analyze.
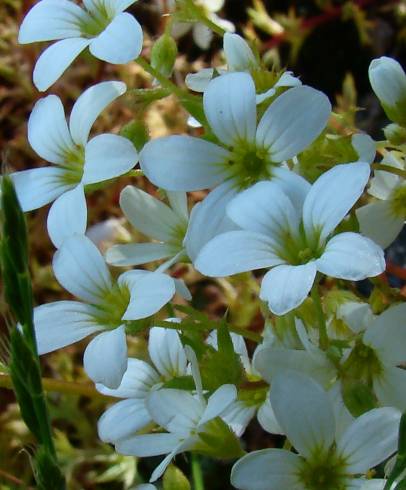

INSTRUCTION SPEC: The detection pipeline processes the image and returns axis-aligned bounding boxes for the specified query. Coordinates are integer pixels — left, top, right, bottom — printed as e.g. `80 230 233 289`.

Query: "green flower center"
60 145 85 185
80 2 114 38
276 225 324 266
167 220 189 254
389 183 406 218
224 143 274 190
297 448 348 490
92 284 131 329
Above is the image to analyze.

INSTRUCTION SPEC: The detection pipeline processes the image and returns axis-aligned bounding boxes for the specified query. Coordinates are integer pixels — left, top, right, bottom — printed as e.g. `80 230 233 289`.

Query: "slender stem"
0 373 114 401
371 163 406 179
311 281 328 350
136 57 185 97
191 454 205 490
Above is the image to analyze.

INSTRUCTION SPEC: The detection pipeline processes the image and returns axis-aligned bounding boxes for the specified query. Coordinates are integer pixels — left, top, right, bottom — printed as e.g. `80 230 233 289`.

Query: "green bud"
120 120 149 152
163 465 191 490
384 123 406 145
151 33 178 78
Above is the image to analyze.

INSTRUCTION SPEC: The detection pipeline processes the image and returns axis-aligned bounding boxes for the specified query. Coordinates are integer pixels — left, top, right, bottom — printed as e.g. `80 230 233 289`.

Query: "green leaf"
163 464 191 490
151 34 178 78
34 446 66 490
193 418 244 459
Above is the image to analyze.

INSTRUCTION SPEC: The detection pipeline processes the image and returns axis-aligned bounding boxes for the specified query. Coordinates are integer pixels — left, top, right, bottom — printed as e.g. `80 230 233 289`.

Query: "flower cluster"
13 1 406 488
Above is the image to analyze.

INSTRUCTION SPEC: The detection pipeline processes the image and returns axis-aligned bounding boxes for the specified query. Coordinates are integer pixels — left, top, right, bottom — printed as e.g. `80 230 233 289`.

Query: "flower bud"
384 123 406 145
151 33 178 78
369 56 406 125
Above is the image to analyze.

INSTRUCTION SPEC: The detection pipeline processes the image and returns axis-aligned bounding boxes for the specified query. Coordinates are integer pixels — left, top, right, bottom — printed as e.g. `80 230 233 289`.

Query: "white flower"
231 371 401 490
19 0 143 90
33 234 176 389
97 326 188 443
11 81 137 248
356 151 405 248
140 72 331 192
196 162 385 315
369 56 406 125
116 346 237 482
106 181 238 267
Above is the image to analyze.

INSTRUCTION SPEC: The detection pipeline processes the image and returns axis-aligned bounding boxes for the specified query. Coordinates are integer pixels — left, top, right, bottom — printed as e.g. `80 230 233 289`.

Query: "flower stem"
191 454 205 490
371 163 406 179
311 280 328 350
136 56 185 97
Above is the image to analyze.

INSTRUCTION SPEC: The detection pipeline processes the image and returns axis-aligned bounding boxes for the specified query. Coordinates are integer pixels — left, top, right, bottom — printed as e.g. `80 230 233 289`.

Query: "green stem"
136 57 185 97
371 163 406 179
191 454 205 490
311 280 328 350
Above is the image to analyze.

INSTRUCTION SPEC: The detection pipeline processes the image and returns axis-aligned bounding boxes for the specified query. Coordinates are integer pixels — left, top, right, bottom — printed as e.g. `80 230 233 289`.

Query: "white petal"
47 184 87 248
336 301 374 334
369 152 402 199
89 13 143 63
260 263 317 316
327 382 354 440
167 191 189 220
369 57 406 116
185 345 204 403
184 182 239 262
203 72 257 146
231 449 304 490
28 95 75 165
69 81 127 146
195 230 283 277
374 366 406 411
271 166 311 212
257 397 284 435
223 33 257 71
337 407 401 473
363 303 406 366
83 134 137 184
270 371 336 458
222 401 256 436
227 180 300 237
98 398 150 442
200 384 237 425
356 201 404 249
119 271 175 320
53 234 112 303
193 22 213 50
33 301 101 354
256 86 331 161
302 162 371 242
352 134 376 164
140 136 229 191
148 327 188 378
33 38 90 91
96 358 160 398
147 389 203 434
185 68 215 92
106 243 173 266
119 185 184 241
11 167 71 211
19 0 87 43
149 443 185 483
83 326 127 389
316 232 385 280
116 433 183 457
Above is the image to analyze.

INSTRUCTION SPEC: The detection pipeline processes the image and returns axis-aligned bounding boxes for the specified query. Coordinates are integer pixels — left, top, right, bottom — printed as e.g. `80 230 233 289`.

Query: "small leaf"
151 34 178 78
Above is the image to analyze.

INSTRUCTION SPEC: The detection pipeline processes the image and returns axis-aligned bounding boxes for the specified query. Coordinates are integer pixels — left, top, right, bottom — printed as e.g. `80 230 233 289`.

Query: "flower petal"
116 433 183 457
193 22 213 50
106 243 174 267
33 300 101 354
203 72 257 146
374 366 406 411
148 327 188 379
184 182 239 262
302 162 371 242
227 180 300 237
256 86 331 162
140 136 229 191
231 449 304 490
89 12 143 63
356 201 404 249
337 407 401 473
185 68 215 92
200 384 237 426
222 401 256 436
352 134 376 164
316 232 385 280
363 303 406 366
119 271 175 320
83 134 137 184
69 81 127 146
47 184 87 248
257 397 284 435
11 167 71 212
195 230 282 277
119 185 184 241
260 263 317 316
98 398 151 443
18 0 87 43
270 371 336 458
83 326 127 389
223 33 257 71
33 38 90 91
271 166 311 212
28 95 75 164
53 234 112 303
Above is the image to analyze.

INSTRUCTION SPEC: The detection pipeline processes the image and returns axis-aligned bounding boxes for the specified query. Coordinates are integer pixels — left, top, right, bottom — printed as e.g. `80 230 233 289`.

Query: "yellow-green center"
297 448 348 490
92 284 131 329
60 146 85 185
